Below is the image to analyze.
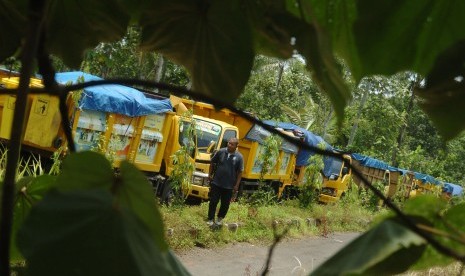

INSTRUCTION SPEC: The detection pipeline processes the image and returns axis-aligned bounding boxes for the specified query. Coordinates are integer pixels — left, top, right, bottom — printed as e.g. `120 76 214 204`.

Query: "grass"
161 198 461 276
160 198 380 251
402 262 464 275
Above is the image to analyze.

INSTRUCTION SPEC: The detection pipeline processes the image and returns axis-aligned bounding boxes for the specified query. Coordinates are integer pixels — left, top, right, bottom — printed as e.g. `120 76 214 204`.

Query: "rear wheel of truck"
160 179 174 205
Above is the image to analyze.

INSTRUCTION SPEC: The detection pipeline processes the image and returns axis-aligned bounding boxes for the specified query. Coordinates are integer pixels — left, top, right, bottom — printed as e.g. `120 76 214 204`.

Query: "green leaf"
18 189 189 276
400 196 456 270
117 161 168 251
270 2 352 123
443 203 465 231
0 0 27 62
45 0 130 67
292 19 351 124
295 0 361 79
413 203 465 270
55 151 114 191
354 0 465 79
439 203 465 254
140 0 254 104
53 152 168 251
311 218 426 275
11 175 56 262
403 194 448 222
252 2 351 124
244 1 294 58
415 40 465 140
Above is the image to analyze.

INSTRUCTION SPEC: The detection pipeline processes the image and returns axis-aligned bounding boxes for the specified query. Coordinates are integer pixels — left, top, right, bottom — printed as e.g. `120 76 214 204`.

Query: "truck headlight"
192 175 204 185
192 171 209 186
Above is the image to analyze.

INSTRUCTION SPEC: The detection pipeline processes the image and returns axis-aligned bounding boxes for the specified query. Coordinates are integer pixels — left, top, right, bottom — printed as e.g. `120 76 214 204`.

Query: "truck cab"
318 154 352 203
187 116 239 200
170 95 298 200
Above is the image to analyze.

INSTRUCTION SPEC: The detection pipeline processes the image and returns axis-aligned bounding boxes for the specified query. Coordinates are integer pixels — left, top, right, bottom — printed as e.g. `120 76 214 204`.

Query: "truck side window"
179 121 195 158
220 130 237 148
342 166 349 176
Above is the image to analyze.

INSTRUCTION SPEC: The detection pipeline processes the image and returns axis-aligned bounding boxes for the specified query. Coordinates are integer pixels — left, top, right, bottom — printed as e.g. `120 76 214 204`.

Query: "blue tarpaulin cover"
443 183 463 196
263 121 332 167
55 71 172 117
351 153 402 173
412 172 441 185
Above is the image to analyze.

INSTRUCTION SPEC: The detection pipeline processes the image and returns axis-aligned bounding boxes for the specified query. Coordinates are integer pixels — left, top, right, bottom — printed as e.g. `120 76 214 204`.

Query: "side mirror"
342 167 349 175
206 140 216 153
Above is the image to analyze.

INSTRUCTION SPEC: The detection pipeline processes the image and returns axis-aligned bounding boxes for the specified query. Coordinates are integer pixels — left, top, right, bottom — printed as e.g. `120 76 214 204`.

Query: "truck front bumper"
318 194 339 203
188 185 210 200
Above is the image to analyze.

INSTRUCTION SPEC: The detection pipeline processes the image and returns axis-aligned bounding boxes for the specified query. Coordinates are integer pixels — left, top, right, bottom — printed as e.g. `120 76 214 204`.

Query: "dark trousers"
208 184 233 220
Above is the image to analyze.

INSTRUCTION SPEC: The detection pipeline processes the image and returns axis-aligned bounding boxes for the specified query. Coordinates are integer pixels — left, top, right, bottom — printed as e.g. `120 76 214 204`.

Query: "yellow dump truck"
318 154 353 203
0 76 66 156
57 72 246 202
0 72 244 203
170 96 298 198
318 152 415 203
408 172 442 197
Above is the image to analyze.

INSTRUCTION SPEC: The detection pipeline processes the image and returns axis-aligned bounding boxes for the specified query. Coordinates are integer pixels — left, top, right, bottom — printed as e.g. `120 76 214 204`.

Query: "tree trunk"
154 55 165 92
275 62 285 90
322 107 333 140
391 76 418 167
347 89 369 147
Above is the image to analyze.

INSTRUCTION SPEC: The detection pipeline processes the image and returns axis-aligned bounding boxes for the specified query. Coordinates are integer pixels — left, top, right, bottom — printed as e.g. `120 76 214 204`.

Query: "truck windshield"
323 157 343 178
195 119 222 153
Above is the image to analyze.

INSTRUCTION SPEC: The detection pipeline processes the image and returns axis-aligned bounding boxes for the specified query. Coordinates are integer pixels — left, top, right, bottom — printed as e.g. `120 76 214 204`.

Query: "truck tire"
160 179 174 205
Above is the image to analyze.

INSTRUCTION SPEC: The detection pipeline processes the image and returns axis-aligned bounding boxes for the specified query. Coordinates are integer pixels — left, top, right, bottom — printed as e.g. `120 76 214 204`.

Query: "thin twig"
261 225 290 276
439 214 465 242
0 0 48 274
416 223 465 245
36 32 75 152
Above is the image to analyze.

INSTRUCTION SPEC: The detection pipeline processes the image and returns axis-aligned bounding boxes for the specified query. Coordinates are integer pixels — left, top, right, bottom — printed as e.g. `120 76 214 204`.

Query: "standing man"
207 137 243 226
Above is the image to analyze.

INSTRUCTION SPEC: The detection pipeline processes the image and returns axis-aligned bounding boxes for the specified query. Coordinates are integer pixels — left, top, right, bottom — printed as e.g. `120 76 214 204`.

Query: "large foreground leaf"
311 218 426 275
55 151 113 191
45 0 130 67
55 151 168 251
293 19 351 124
352 0 465 139
415 40 465 140
401 195 455 269
286 0 352 123
18 189 189 276
140 0 254 104
412 203 465 270
290 0 361 79
244 1 294 59
354 0 465 79
117 161 168 251
402 195 448 222
10 175 56 262
0 0 26 62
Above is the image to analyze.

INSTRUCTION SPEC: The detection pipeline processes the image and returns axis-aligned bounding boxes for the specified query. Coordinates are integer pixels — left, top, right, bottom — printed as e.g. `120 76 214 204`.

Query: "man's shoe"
216 218 223 226
207 220 214 226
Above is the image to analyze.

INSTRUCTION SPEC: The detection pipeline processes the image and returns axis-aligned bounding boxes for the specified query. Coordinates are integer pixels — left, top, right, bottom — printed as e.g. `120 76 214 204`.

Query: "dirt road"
176 232 359 275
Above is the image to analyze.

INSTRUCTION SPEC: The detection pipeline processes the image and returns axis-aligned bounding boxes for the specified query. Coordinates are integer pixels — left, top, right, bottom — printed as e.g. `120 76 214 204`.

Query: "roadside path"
176 232 359 275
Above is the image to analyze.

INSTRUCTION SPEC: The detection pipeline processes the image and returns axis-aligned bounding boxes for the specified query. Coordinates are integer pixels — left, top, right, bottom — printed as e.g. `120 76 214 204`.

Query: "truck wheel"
160 180 174 205
53 136 63 148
